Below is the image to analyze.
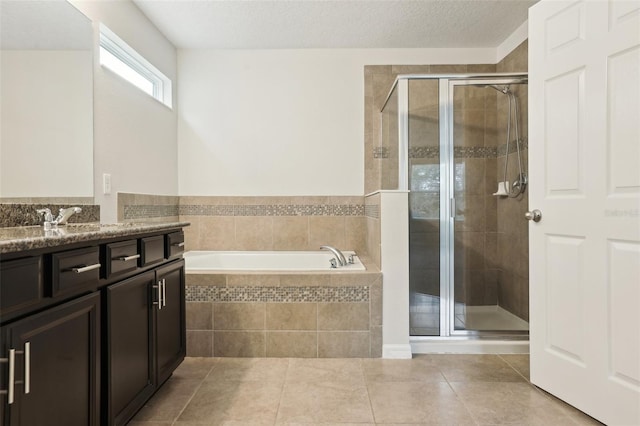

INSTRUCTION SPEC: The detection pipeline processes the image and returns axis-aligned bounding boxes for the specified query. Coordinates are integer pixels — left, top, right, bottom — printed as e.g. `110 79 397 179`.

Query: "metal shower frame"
381 73 529 339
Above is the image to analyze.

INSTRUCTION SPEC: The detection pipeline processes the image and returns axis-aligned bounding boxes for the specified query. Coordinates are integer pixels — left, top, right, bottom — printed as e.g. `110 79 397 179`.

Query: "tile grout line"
361 358 379 424
273 358 291 425
435 357 482 426
171 361 218 425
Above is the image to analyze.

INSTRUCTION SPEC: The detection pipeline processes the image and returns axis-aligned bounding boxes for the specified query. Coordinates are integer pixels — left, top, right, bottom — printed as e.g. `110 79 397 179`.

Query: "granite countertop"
0 222 190 254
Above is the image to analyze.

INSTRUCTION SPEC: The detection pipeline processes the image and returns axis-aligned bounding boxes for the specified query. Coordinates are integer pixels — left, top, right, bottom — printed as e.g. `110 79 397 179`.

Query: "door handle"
525 209 542 222
153 282 162 310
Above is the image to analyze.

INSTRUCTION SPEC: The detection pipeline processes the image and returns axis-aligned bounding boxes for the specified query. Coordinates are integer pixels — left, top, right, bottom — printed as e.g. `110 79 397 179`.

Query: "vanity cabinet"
0 224 187 426
0 292 100 426
106 260 185 426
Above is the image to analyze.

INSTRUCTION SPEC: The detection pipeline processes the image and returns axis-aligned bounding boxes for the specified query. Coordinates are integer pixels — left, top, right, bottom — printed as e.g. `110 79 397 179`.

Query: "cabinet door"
154 260 185 385
1 292 100 426
106 271 155 426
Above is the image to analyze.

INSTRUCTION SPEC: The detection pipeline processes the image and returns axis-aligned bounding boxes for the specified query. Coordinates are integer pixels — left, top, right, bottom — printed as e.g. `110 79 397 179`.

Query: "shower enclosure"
380 74 529 338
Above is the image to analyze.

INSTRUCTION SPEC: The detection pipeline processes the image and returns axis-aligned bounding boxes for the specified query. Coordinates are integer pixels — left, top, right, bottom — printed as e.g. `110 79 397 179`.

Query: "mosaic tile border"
405 142 529 160
186 286 369 303
373 147 390 159
179 204 365 217
0 204 100 228
124 204 179 220
497 138 528 156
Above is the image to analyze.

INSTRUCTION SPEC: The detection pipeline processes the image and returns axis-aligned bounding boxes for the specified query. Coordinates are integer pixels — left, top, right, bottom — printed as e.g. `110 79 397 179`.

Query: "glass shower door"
449 79 529 335
408 79 441 336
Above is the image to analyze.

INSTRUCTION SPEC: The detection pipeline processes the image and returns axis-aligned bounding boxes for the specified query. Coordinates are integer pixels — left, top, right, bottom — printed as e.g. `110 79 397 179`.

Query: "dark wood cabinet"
155 260 186 385
105 272 155 426
0 225 186 426
106 260 185 426
0 292 100 426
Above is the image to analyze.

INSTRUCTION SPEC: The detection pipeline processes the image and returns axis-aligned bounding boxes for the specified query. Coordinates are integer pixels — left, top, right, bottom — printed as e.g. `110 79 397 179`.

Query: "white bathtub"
184 250 365 272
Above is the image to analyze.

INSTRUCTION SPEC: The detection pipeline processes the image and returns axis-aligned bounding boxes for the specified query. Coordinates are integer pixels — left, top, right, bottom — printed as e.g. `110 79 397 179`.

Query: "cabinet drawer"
105 239 140 278
0 256 43 317
140 236 165 267
51 246 100 297
166 231 185 258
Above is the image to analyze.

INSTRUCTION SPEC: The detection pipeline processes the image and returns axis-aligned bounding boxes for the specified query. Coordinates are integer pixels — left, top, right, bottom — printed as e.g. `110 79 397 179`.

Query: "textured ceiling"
133 0 537 50
0 0 92 50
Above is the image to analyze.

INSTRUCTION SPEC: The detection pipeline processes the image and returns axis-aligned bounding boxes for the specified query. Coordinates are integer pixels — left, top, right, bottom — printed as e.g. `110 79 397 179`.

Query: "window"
99 24 172 108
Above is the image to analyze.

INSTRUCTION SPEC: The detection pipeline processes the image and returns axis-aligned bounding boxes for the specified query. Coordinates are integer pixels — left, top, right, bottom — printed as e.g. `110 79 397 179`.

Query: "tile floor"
129 355 602 425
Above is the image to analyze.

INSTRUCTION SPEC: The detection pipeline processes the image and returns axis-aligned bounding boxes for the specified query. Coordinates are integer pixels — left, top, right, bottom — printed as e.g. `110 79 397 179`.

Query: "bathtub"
183 250 366 272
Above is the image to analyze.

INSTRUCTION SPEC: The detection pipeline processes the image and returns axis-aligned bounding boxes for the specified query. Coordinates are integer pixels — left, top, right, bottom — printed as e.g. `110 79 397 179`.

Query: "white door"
529 0 640 424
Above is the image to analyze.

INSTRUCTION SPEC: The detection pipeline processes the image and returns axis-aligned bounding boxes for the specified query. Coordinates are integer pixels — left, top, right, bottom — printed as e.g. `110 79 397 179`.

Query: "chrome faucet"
37 206 82 227
320 245 347 267
55 206 82 224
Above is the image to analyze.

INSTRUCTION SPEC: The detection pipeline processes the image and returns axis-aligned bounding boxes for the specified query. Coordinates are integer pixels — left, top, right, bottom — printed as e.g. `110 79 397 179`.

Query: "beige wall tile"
266 331 317 358
370 278 383 327
273 217 309 250
213 331 266 357
186 330 213 357
318 303 370 331
330 272 381 287
199 216 235 250
226 274 280 287
214 303 265 330
318 331 370 358
308 216 346 250
266 303 317 330
235 217 273 250
370 326 383 358
181 215 201 251
345 216 367 254
186 274 226 287
280 274 330 287
186 302 213 330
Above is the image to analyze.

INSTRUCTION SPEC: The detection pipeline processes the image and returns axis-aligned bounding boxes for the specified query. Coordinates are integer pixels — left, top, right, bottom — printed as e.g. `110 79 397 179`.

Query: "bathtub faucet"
320 245 347 267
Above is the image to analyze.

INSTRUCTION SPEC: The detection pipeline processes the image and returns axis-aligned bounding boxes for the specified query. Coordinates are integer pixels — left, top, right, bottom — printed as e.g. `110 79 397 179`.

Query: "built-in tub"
183 250 381 358
184 250 366 272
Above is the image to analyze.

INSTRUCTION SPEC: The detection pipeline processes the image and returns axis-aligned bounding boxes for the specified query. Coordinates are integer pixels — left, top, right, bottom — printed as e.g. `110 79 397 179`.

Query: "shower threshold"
410 337 529 354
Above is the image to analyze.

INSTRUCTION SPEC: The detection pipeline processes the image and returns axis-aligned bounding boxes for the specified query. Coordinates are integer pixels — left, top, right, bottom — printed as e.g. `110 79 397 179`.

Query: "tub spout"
320 245 347 267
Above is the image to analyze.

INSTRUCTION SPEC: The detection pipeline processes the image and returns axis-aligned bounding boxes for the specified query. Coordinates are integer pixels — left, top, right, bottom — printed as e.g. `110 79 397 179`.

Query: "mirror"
0 0 94 200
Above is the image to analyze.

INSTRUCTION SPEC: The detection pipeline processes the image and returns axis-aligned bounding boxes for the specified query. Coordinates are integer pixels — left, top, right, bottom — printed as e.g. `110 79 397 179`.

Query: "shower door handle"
525 209 542 222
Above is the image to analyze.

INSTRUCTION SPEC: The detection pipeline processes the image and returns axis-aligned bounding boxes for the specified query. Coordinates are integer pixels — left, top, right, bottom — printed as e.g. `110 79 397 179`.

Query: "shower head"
487 84 511 94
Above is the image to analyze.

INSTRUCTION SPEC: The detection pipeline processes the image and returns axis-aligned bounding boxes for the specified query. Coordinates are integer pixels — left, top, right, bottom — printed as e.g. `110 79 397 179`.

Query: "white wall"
178 48 495 196
70 0 178 222
1 50 93 197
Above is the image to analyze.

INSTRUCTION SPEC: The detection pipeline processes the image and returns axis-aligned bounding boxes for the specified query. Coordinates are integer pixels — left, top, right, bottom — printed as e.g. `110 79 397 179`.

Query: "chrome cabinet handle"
153 282 162 310
71 263 101 273
24 342 30 395
116 254 140 262
162 279 166 307
172 242 185 248
8 349 15 404
525 209 542 222
1 349 16 404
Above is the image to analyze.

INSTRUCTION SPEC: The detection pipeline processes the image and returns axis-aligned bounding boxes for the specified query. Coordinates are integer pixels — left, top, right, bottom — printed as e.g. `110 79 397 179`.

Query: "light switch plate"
103 173 111 195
